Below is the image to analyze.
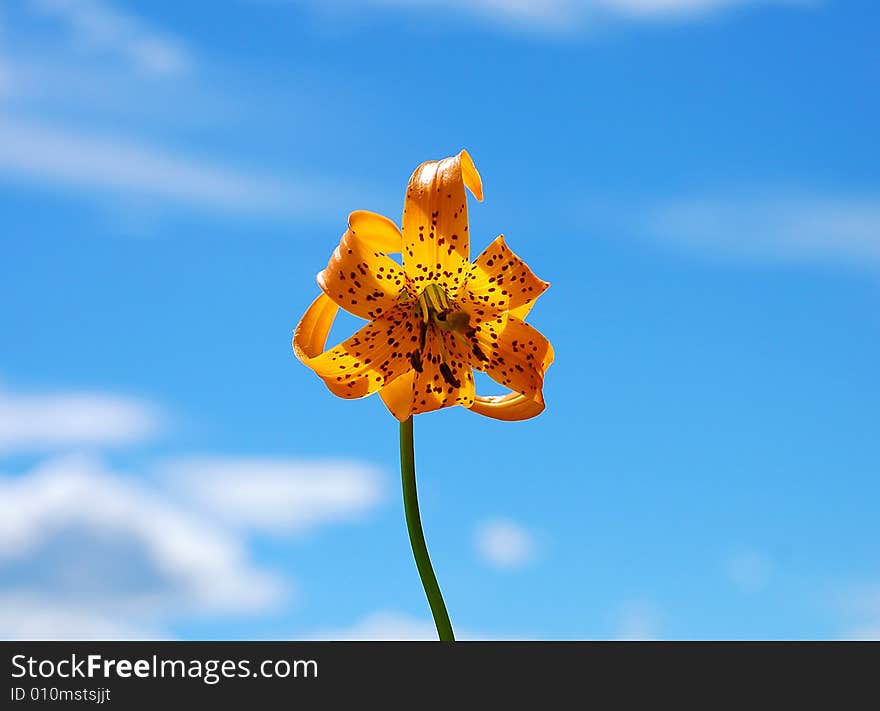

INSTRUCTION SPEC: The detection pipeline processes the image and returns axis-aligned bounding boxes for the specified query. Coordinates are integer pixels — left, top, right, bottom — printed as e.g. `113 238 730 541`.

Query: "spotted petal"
402 150 482 294
468 316 553 397
411 329 475 415
462 235 549 315
294 295 416 399
467 321 554 422
317 210 412 321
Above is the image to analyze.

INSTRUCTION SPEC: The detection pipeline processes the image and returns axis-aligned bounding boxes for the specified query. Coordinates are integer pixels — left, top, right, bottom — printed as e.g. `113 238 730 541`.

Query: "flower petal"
402 150 483 293
469 316 553 397
317 211 412 321
292 292 338 361
467 319 554 422
294 298 417 399
411 328 475 415
508 301 537 320
468 391 545 421
457 288 508 334
379 371 415 421
349 209 404 253
462 235 549 314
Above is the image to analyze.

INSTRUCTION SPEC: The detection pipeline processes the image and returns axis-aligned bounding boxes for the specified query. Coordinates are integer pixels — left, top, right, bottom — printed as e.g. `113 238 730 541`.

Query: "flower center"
405 284 488 379
416 284 470 333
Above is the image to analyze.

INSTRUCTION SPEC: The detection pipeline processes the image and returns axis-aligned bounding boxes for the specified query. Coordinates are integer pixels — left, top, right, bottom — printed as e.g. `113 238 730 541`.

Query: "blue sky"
0 0 878 640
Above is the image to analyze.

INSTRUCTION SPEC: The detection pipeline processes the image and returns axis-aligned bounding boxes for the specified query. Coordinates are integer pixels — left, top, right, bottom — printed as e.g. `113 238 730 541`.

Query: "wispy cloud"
595 0 813 21
0 4 354 222
612 599 663 640
162 457 384 535
0 117 333 218
0 385 161 453
29 0 191 76
0 405 390 639
842 624 880 641
640 192 880 271
286 0 813 32
837 583 880 640
842 585 880 619
303 611 499 640
474 518 537 570
0 595 164 640
724 548 773 593
304 611 440 641
0 455 287 639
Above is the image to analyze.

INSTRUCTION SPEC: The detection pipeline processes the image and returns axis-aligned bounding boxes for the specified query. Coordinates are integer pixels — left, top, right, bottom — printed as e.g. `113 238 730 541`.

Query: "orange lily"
293 150 553 421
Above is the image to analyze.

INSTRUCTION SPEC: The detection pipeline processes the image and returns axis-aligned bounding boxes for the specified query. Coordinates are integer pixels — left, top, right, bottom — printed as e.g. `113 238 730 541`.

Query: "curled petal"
468 391 545 421
317 211 411 321
459 149 483 202
462 235 549 314
294 295 416 399
293 292 338 361
349 210 404 254
402 150 482 293
469 316 553 397
467 318 553 421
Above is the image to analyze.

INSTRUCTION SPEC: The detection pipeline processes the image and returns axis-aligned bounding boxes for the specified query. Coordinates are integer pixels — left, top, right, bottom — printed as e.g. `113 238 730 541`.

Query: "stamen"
424 284 446 313
418 291 429 322
410 284 477 383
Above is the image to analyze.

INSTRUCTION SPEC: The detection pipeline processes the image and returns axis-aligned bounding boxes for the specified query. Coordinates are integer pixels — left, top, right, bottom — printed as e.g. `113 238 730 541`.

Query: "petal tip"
459 149 483 202
468 388 547 421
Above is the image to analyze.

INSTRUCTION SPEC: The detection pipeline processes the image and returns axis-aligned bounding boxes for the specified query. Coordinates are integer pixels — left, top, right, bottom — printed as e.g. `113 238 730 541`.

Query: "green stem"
399 416 455 641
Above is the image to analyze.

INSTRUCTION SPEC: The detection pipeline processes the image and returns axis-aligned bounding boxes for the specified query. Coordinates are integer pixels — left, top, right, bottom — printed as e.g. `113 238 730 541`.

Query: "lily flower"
293 150 553 421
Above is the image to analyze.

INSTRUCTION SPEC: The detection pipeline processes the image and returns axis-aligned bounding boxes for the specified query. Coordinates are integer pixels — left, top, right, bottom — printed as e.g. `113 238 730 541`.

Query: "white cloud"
612 600 663 640
475 518 537 570
724 549 772 593
0 455 286 639
643 193 880 270
0 117 330 217
305 611 440 640
162 457 384 535
29 0 191 76
289 0 812 32
842 585 880 619
0 5 368 222
0 595 164 640
0 386 160 453
597 0 810 21
841 624 880 641
836 583 880 640
0 449 391 639
303 611 498 640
